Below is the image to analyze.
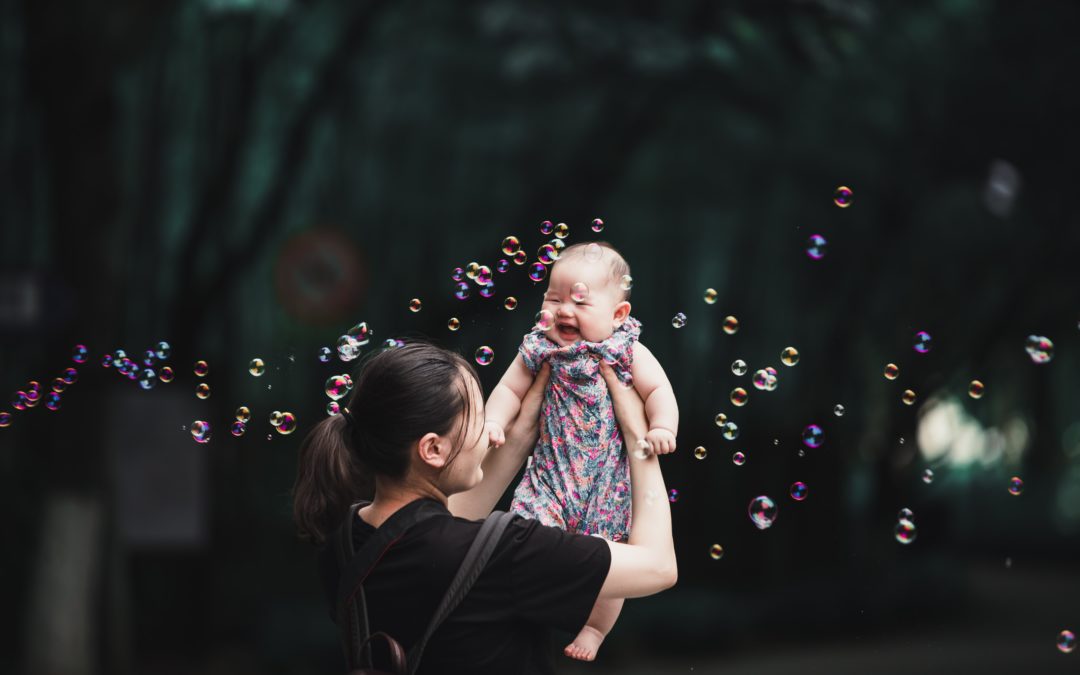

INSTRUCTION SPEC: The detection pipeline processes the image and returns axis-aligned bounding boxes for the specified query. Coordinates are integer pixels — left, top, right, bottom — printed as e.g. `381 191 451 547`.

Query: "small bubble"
730 388 748 407
0 412 11 428
496 259 510 273
155 341 171 360
884 363 899 380
591 218 604 233
230 421 246 437
276 412 297 435
409 298 422 312
895 519 917 544
619 274 633 291
703 288 718 305
731 360 747 376
714 413 728 427
327 401 341 416
1025 335 1054 364
269 411 284 427
898 508 914 521
632 439 650 460
318 347 332 363
554 222 569 239
806 234 827 260
913 331 932 354
236 406 251 422
709 544 724 560
195 383 211 399
138 369 156 390
1057 630 1076 654
191 420 211 444
249 358 265 377
194 360 209 377
781 347 800 366
476 265 493 285
722 421 740 441
475 346 494 366
451 267 465 282
447 317 461 331
529 263 548 283
465 262 480 280
1008 476 1024 496
668 489 679 503
802 424 824 448
504 297 518 311
540 220 554 235
834 404 845 417
922 468 934 484
834 185 853 208
570 282 590 303
968 380 985 399
501 235 521 255
722 316 739 335
454 282 470 300
732 451 746 465
671 312 687 329
790 482 808 501
693 446 707 460
748 496 777 530
902 389 917 406
513 251 527 265
534 310 555 331
72 344 89 363
325 375 349 400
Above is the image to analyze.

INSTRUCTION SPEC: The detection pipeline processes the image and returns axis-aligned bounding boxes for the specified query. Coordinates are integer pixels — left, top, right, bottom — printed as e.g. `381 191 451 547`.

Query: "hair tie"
341 406 356 427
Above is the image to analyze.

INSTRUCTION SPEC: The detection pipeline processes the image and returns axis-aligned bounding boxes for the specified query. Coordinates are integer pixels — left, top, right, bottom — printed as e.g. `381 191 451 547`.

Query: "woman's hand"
598 361 648 445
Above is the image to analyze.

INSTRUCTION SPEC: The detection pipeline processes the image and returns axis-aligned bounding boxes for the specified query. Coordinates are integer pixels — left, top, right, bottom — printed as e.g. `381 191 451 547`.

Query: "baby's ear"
613 300 631 325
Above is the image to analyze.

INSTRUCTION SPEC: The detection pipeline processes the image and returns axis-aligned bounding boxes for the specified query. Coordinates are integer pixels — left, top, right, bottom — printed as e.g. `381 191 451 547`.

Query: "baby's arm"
630 342 679 454
484 353 535 447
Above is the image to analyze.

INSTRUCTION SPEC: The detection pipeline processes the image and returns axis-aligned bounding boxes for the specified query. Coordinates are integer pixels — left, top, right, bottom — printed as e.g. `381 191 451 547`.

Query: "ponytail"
292 412 369 545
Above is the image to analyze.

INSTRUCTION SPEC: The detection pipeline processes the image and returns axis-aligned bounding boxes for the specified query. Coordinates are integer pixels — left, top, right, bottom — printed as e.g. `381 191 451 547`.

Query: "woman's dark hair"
292 340 482 545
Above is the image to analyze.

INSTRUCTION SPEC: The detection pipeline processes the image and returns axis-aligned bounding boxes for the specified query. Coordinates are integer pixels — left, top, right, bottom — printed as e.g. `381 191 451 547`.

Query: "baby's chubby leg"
564 597 624 662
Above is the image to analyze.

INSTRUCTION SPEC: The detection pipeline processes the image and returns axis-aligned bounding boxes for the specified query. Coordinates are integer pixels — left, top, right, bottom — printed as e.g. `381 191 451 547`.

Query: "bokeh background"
3 0 1080 673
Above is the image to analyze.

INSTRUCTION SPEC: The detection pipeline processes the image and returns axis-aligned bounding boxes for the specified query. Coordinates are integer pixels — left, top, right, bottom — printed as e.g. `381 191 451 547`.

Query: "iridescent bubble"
619 274 633 291
11 391 28 411
327 401 341 416
465 262 480 280
731 360 747 376
1008 476 1024 496
347 322 372 346
752 369 771 391
554 222 569 239
475 346 494 366
143 350 156 366
833 185 853 208
409 298 422 312
249 358 265 377
968 380 985 399
195 383 211 399
722 421 740 441
325 375 349 400
1025 335 1054 364
748 496 777 530
806 234 827 260
550 238 566 255
61 368 78 384
50 378 66 394
0 412 11 428
884 363 899 380
476 265 493 285
112 349 128 368
834 404 845 417
44 392 61 411
159 366 174 383
383 338 406 349
1057 630 1076 654
732 451 746 466
231 421 246 437
343 374 354 390
913 331 932 354
570 282 590 303
529 263 548 283
582 243 604 263
478 283 496 299
454 282 471 300
496 259 510 273
671 312 687 329
318 347 332 363
780 347 800 366
668 489 679 503
138 369 156 390
902 389 917 406
895 519 917 544
723 316 739 335
277 412 297 435
194 360 209 377
451 267 465 282
898 507 914 521
72 344 89 363
790 481 808 501
704 288 717 305
540 220 554 235
501 235 521 255
513 251 527 265
537 244 558 265
270 411 284 427
922 468 934 484
503 297 518 311
155 341 171 360
714 413 728 427
802 424 824 448
101 354 113 368
730 387 748 407
447 317 461 331
709 544 724 560
267 434 273 441
587 218 603 233
337 335 361 362
632 438 650 460
191 420 211 444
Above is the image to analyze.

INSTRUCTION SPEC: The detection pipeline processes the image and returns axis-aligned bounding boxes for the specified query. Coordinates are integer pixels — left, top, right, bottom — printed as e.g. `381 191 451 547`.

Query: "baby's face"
540 257 627 346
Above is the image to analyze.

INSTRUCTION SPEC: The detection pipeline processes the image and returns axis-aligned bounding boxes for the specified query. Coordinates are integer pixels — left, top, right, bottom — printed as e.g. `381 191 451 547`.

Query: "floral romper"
510 315 642 542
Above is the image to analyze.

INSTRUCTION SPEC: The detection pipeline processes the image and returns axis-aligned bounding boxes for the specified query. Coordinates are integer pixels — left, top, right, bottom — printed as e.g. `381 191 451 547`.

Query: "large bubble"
748 496 777 530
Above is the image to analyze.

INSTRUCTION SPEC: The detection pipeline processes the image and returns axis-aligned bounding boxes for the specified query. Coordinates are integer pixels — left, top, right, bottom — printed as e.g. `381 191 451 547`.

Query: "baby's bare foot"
564 625 605 662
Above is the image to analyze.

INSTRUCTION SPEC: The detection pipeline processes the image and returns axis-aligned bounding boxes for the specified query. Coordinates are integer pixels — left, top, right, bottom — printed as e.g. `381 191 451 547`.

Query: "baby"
483 240 679 661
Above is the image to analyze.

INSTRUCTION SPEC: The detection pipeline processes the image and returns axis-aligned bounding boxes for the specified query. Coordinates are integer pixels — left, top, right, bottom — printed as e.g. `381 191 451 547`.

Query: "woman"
293 341 676 673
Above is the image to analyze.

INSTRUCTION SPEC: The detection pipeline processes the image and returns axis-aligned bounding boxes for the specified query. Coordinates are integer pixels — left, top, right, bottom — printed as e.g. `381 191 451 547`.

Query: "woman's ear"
416 432 448 469
613 300 631 326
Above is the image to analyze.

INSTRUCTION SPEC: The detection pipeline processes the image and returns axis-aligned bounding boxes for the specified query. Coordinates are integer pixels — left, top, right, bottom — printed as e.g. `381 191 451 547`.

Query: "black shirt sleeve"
501 516 612 634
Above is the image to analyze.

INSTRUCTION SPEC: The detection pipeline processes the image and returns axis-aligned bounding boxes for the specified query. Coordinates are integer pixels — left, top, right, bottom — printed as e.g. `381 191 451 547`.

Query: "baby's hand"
484 420 506 448
645 427 677 455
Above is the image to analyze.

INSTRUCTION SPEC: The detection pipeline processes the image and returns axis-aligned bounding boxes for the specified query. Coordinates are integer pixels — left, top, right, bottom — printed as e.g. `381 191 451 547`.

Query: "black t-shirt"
317 498 612 674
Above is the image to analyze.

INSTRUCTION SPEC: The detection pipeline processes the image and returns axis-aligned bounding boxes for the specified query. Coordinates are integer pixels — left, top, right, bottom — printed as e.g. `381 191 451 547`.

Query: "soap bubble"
504 297 518 311
0 412 11 428
902 389 917 405
101 354 113 368
619 274 633 291
143 350 156 366
884 363 899 380
723 316 739 334
693 446 707 460
898 507 914 521
834 185 853 208
922 469 934 484
895 519 917 544
12 392 28 411
159 366 174 383
1008 476 1024 496
752 369 777 391
501 236 521 255
475 346 494 366
50 378 66 394
249 358 265 377
666 489 680 503
447 317 461 331
44 392 61 411
318 347 332 363
138 369 156 390
834 404 845 417
571 282 590 303
325 375 349 400
451 267 465 282
671 312 687 329
1057 630 1076 654
540 220 554 235
781 347 800 366
347 322 372 346
191 421 211 444
454 282 471 300
465 262 480 280
790 482 808 501
269 411 284 427
61 368 78 384
236 406 251 422
537 244 558 264
748 496 777 530
704 288 717 305
528 263 548 282
513 251 527 265
194 360 209 377
913 331 932 353
591 218 604 233
583 243 604 262
276 412 297 435
409 298 422 312
534 309 555 331
155 341 171 360
1025 335 1054 364
806 234 827 260
496 259 510 273
721 421 740 440
476 266 493 285
195 383 211 399
968 380 985 399
337 335 361 362
554 223 569 239
478 283 496 299
72 344 89 363
732 451 746 466
230 421 246 437
327 401 341 416
731 360 747 376
632 439 650 460
709 544 724 560
730 388 748 407
714 413 728 427
802 424 824 448
112 350 127 368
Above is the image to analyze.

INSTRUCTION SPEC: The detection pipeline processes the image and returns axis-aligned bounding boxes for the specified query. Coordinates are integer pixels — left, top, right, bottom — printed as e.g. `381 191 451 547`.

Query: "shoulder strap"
405 510 516 675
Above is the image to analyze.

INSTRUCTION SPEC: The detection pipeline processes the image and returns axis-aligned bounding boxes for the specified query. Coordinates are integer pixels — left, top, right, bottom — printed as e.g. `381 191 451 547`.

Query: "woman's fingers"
600 362 648 438
520 362 550 418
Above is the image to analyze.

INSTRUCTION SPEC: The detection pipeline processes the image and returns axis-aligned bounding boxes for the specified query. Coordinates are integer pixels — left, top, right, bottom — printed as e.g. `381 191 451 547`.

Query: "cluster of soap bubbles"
1025 335 1054 364
895 507 917 544
337 322 372 362
270 410 298 435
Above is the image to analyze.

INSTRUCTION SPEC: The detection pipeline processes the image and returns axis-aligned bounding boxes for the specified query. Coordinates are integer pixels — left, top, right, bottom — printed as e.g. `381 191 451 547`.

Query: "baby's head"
540 241 632 346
